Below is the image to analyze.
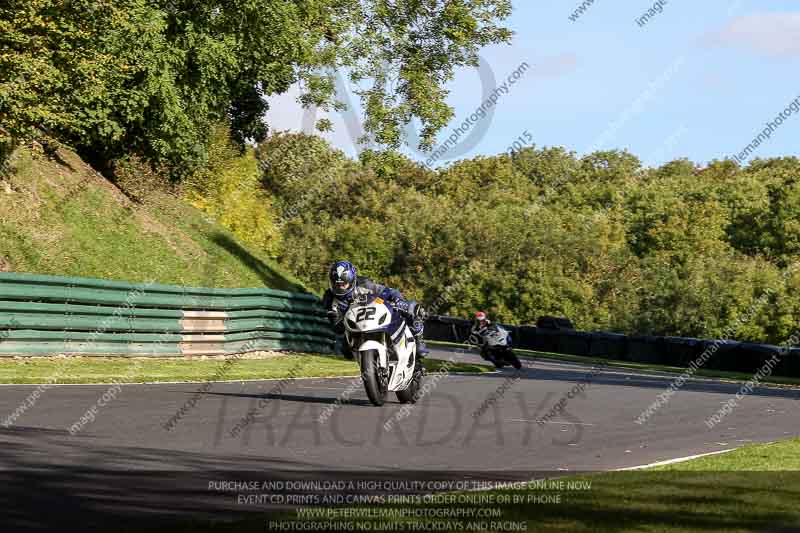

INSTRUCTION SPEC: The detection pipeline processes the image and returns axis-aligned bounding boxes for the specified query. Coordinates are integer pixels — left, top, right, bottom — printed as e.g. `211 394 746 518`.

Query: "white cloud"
704 12 800 57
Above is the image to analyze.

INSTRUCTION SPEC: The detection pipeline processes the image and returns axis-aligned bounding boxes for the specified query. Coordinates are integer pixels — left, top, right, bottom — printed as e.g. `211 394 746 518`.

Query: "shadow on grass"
118 471 800 532
211 233 304 292
3 424 800 532
500 471 800 532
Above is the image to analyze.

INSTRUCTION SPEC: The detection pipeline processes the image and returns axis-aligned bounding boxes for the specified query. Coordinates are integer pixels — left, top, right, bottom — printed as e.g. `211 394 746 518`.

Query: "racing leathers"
322 276 428 357
468 319 503 359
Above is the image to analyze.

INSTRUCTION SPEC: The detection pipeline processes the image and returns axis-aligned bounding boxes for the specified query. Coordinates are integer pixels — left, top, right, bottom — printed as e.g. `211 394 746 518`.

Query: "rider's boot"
413 324 428 375
415 334 429 358
414 341 427 377
411 317 429 359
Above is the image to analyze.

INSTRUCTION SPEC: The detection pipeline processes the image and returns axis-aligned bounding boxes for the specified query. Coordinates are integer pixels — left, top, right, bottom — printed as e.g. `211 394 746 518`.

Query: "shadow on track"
467 358 800 401
197 390 374 407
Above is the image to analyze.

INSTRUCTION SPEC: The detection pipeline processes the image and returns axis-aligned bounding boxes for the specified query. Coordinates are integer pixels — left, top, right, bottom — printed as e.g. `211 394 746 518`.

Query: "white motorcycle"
343 294 423 406
473 325 523 370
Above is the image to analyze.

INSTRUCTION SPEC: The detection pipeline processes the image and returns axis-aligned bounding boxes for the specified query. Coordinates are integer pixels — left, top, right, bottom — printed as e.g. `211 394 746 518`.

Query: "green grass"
653 438 800 471
0 354 492 384
429 340 800 387
480 439 800 532
119 439 800 533
0 146 304 291
423 357 491 374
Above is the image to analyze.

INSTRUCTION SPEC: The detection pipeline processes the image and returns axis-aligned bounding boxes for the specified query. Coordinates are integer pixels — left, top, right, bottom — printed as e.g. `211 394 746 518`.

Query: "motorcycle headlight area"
347 331 386 346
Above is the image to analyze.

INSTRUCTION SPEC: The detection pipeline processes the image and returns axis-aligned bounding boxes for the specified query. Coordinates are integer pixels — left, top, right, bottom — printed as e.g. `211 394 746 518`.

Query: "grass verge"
429 340 800 387
476 438 800 532
0 354 492 384
121 439 800 533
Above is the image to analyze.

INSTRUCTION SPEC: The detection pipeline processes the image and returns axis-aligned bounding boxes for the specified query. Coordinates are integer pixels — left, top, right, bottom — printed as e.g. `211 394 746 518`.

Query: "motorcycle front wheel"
492 357 507 369
360 349 388 406
484 347 505 369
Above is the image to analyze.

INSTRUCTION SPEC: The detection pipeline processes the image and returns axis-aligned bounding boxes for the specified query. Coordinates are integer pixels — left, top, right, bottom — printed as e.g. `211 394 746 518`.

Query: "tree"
254 132 800 344
1 0 513 175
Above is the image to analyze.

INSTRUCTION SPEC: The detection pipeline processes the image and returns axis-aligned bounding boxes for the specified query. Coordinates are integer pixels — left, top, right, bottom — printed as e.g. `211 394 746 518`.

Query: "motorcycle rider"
322 260 429 359
468 311 522 370
468 311 500 359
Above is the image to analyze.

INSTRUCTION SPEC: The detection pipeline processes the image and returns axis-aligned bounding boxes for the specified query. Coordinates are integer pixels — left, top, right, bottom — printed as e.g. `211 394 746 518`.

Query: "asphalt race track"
1 347 799 530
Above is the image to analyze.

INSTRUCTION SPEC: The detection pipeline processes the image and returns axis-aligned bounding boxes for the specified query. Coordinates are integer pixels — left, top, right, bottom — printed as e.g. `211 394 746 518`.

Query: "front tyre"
485 347 505 368
507 349 523 370
360 349 388 406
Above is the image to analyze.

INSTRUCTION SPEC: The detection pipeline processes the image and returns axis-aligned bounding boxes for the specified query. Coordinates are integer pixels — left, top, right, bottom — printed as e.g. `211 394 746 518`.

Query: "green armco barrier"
0 272 334 356
223 318 334 336
0 314 183 333
221 338 335 354
0 300 184 318
223 330 334 344
226 308 329 323
0 330 182 356
0 330 183 342
0 283 322 313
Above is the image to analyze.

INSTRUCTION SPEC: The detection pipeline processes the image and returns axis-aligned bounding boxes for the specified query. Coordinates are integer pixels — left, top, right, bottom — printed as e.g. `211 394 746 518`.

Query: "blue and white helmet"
329 260 357 297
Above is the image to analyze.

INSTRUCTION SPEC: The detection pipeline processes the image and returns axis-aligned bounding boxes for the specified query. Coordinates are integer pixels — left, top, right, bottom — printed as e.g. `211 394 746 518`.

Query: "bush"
184 125 281 256
111 155 172 204
254 133 800 345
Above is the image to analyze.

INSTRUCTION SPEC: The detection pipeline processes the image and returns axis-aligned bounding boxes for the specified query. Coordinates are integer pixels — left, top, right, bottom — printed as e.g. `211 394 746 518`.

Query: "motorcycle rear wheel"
396 359 424 404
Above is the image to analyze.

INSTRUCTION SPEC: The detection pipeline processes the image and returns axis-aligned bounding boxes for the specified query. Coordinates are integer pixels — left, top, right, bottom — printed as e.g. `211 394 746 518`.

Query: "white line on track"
616 448 738 470
506 419 595 426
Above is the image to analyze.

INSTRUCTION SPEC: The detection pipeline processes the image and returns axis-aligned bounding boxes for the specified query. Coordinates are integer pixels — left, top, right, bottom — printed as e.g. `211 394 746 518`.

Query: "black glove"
413 303 428 321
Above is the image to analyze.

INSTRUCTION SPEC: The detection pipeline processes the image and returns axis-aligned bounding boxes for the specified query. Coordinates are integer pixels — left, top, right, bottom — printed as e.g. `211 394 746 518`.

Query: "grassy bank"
0 145 303 291
0 354 492 384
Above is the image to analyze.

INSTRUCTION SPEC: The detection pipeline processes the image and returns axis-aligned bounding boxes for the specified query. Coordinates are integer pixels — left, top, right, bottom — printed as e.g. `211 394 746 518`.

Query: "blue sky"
266 1 800 168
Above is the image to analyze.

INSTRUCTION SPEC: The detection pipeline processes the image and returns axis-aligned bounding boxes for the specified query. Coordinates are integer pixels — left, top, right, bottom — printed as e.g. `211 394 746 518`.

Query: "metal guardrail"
0 273 334 356
424 315 800 378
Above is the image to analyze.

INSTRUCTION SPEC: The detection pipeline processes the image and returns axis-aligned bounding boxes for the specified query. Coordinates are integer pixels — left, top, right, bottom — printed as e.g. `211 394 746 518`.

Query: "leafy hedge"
257 133 800 346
